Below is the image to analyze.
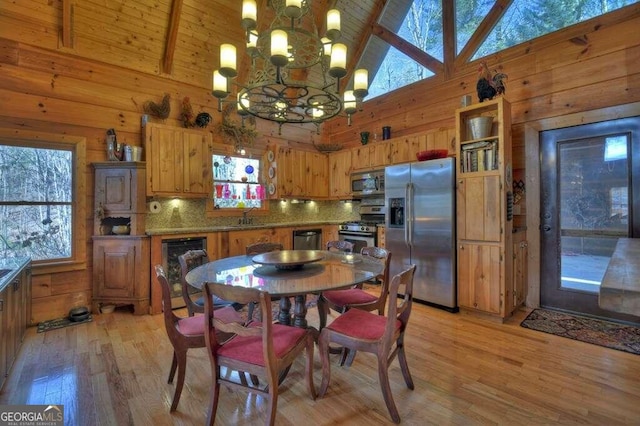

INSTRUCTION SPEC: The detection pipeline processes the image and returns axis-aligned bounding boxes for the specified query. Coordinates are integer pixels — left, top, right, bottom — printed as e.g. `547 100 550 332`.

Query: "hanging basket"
313 141 343 153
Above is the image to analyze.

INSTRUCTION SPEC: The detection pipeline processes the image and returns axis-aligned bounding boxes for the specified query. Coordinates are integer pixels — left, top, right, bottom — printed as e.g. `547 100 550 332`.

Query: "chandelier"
212 0 369 134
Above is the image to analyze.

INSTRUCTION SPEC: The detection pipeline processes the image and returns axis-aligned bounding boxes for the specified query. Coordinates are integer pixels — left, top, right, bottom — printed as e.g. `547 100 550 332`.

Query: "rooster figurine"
476 62 496 102
180 96 195 128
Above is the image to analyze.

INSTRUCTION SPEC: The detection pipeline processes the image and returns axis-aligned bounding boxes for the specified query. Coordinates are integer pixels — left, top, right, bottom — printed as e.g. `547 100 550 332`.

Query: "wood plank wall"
0 1 639 322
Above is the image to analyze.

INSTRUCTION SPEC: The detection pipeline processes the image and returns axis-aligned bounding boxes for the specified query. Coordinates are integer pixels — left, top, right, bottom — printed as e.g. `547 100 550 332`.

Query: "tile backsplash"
145 199 360 230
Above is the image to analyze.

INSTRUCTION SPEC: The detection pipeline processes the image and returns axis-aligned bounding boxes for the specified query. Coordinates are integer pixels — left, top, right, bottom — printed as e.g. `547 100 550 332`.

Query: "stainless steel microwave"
351 170 385 197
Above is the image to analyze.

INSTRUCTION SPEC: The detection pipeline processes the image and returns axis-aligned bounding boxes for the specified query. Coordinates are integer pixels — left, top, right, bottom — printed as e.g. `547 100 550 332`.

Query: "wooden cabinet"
329 150 352 199
377 226 386 248
456 97 514 319
512 232 528 311
92 236 150 315
93 162 146 235
457 242 502 314
351 143 390 171
144 122 212 198
277 147 329 198
322 225 339 247
226 228 292 257
0 260 31 389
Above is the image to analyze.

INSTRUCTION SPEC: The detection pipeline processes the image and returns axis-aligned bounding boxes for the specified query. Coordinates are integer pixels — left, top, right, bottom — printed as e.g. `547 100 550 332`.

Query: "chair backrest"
326 240 354 252
246 242 284 255
383 264 416 342
360 246 392 313
203 282 278 379
154 265 184 341
178 249 210 315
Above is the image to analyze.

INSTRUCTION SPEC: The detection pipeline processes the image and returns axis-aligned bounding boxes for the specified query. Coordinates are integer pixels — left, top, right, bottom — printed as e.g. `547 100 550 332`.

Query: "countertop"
145 221 342 236
0 257 31 292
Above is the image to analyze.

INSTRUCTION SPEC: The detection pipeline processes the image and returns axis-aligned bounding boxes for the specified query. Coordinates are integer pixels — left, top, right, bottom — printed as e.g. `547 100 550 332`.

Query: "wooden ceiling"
41 0 513 95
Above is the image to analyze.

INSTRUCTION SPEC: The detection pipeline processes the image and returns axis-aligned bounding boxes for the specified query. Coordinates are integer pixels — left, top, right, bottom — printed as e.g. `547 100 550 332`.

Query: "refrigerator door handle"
406 183 414 246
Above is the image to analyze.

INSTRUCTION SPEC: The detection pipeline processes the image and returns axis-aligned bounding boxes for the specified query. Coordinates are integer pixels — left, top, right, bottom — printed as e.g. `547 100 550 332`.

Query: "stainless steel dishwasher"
293 229 322 250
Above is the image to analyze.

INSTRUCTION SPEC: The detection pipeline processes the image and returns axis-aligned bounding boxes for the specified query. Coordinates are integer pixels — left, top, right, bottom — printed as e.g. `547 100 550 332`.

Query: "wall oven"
338 224 377 253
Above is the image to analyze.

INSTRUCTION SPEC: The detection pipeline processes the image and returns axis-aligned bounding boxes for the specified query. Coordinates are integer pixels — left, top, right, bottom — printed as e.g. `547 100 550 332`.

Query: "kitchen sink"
0 269 12 279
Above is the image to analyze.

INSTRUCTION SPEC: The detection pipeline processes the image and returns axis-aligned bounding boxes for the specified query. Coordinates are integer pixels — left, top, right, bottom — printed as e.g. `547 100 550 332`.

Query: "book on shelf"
460 140 498 172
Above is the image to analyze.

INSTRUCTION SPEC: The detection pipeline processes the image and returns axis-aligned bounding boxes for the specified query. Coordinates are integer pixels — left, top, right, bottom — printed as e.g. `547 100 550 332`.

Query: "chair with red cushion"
179 249 241 316
203 281 316 426
154 265 242 412
318 264 417 424
245 242 284 321
326 240 354 252
317 246 392 364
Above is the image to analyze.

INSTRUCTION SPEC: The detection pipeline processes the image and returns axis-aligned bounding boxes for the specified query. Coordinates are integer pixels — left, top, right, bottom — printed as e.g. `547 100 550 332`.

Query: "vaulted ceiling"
45 0 511 97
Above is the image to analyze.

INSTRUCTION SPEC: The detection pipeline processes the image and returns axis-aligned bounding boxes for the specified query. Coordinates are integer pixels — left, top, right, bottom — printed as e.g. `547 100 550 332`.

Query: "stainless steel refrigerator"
385 158 457 311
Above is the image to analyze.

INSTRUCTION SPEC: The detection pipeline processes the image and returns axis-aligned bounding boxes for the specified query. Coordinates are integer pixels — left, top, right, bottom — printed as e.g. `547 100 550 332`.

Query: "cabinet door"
369 144 390 169
182 130 212 196
390 134 424 164
95 168 132 211
306 152 328 197
147 125 183 194
227 228 292 257
351 145 371 170
322 225 339 247
457 242 502 314
377 226 386 248
329 150 352 198
94 240 136 298
457 175 501 242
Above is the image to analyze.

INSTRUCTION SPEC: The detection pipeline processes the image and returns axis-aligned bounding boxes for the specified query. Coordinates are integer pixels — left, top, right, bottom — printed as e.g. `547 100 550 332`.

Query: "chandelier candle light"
213 0 369 133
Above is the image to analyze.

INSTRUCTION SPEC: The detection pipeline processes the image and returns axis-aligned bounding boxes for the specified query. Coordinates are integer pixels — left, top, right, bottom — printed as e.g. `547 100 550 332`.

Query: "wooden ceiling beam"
341 0 388 92
455 0 513 67
162 0 184 75
442 0 455 79
372 22 444 74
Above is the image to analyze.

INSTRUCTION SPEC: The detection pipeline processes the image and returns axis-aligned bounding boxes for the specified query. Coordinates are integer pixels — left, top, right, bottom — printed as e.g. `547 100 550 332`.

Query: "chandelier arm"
214 0 368 131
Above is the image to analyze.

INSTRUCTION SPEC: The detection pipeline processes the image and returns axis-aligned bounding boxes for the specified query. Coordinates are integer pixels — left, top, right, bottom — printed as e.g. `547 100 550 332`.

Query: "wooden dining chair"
318 246 392 364
178 249 240 317
154 265 242 412
246 242 284 255
203 281 316 426
245 242 283 321
326 240 354 252
318 264 417 424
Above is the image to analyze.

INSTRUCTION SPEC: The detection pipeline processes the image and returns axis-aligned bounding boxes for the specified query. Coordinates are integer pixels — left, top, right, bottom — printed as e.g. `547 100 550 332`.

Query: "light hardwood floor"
1 299 639 425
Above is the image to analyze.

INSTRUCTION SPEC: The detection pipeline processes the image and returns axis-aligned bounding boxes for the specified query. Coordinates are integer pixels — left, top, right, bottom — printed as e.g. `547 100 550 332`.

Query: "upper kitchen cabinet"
329 149 352 199
93 162 146 235
144 122 212 198
275 147 329 199
351 143 390 171
388 129 454 165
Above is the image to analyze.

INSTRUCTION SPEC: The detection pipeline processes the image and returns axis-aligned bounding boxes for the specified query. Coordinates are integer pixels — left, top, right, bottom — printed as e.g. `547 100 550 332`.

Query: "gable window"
473 0 639 59
0 130 86 267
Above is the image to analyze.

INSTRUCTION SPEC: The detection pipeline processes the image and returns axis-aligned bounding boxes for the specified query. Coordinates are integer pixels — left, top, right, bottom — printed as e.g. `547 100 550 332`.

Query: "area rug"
37 315 93 333
520 309 640 355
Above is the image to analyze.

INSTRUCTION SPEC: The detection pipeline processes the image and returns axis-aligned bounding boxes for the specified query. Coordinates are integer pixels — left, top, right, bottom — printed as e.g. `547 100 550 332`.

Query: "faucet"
239 207 257 225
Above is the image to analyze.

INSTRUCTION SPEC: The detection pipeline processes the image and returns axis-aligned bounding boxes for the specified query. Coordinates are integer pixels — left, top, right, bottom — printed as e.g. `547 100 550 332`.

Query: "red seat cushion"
218 324 307 366
176 306 241 336
326 308 400 341
323 288 378 308
176 315 204 336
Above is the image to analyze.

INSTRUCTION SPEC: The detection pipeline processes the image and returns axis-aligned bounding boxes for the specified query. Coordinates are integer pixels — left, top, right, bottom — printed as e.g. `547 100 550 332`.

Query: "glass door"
540 117 640 319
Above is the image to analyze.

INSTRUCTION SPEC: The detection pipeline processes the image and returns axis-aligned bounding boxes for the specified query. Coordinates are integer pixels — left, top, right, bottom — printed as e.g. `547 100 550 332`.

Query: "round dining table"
185 249 384 329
